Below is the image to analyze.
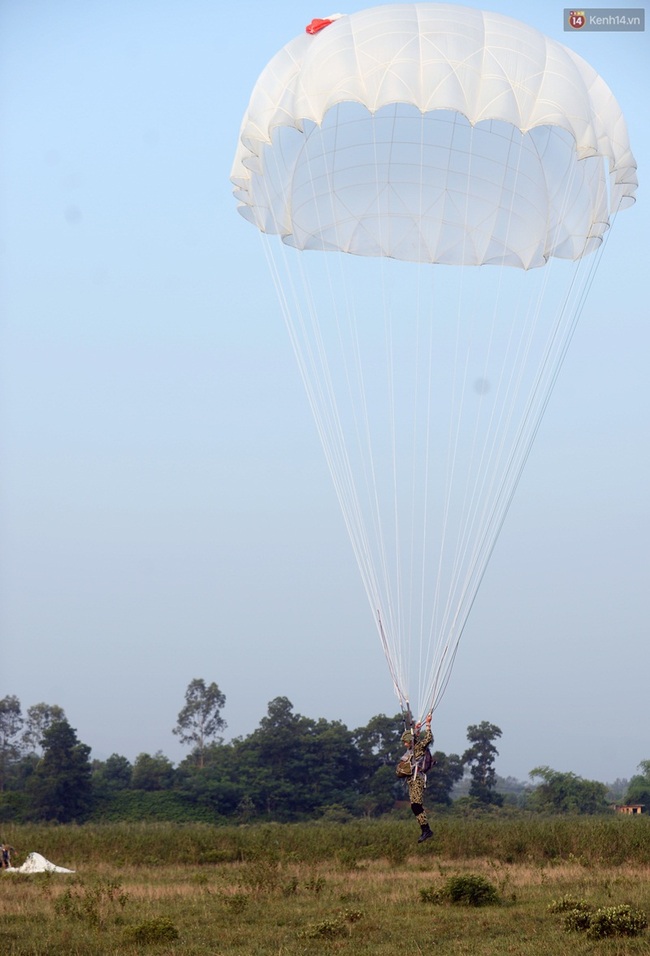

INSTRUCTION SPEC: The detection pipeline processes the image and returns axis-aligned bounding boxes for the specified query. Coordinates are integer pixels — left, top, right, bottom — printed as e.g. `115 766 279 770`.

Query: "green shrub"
435 874 500 907
548 895 591 914
343 908 363 923
124 917 179 944
419 886 441 904
551 899 647 939
585 905 647 939
563 906 594 933
300 909 363 939
300 916 347 939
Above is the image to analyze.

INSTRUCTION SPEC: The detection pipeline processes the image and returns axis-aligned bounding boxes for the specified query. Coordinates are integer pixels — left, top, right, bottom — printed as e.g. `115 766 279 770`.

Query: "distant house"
615 804 645 815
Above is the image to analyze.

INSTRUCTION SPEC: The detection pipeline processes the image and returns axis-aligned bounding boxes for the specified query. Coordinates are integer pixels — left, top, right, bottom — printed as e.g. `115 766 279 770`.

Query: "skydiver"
398 713 434 843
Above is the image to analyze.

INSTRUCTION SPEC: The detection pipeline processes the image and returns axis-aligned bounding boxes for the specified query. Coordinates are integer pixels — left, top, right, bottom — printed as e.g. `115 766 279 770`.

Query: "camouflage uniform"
402 725 433 828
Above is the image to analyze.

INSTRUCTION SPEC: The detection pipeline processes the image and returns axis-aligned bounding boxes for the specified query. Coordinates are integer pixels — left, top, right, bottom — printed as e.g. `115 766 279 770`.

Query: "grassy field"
1 817 649 954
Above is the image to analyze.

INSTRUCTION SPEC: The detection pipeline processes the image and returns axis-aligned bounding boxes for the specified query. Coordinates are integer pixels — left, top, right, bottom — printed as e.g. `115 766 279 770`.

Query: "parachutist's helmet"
402 730 414 745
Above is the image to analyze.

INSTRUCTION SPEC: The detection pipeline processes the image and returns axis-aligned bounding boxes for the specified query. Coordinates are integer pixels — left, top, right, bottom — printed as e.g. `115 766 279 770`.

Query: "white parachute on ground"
231 3 637 722
6 852 75 874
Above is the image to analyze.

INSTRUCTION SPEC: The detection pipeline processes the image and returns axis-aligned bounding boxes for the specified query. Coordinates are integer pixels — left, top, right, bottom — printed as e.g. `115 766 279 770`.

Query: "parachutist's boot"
418 824 433 844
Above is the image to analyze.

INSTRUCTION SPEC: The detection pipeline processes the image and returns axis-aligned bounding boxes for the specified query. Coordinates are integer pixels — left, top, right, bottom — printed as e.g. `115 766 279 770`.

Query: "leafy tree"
27 719 93 822
176 742 243 818
352 713 404 816
527 766 609 814
252 696 302 772
353 713 404 769
0 695 23 791
357 764 398 815
92 754 133 798
180 699 363 822
242 697 314 818
300 716 361 813
605 778 629 804
22 703 66 755
624 761 650 809
237 698 362 820
495 774 531 808
462 721 503 805
131 751 175 791
3 752 39 797
427 751 465 806
172 679 226 768
104 753 133 789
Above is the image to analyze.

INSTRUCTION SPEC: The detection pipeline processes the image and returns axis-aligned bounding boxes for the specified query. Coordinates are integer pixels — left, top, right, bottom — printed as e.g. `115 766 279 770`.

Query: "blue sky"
1 0 648 783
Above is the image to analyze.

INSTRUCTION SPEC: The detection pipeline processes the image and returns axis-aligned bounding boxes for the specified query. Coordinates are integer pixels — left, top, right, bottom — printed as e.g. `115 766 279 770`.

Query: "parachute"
6 852 75 874
231 4 637 723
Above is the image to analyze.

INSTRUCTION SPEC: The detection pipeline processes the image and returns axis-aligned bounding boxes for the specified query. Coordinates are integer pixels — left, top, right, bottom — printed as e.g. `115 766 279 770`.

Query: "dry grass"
2 819 650 954
2 853 650 955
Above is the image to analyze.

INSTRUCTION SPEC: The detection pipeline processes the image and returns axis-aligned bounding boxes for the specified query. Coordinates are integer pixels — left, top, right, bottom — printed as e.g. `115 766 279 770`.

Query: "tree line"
1 683 648 825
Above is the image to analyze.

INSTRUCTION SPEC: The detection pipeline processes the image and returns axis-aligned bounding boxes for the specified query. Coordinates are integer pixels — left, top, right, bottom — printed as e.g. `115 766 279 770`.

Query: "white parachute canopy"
7 852 75 874
231 3 637 720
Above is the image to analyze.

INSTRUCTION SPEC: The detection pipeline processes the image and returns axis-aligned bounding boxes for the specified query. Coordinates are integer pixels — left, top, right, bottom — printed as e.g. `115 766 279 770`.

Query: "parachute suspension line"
374 104 405 697
312 174 387 630
429 120 538 710
421 112 502 715
421 125 555 716
413 112 441 718
435 114 491 709
304 124 393 635
431 147 620 716
415 286 436 715
495 191 623 479
423 274 452 719
411 110 461 717
377 609 408 711
392 106 426 711
258 133 376 623
257 112 414 708
425 122 538 713
401 701 416 747
360 107 420 712
419 124 603 719
254 109 628 729
352 102 436 712
427 235 608 716
377 108 445 718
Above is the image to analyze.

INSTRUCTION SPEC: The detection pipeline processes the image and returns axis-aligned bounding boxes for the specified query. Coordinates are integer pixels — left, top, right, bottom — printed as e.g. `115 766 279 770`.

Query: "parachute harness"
401 704 433 785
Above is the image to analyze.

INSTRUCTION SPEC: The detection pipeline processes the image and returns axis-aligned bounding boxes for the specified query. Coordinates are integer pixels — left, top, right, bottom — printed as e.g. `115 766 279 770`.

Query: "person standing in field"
1 843 15 868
